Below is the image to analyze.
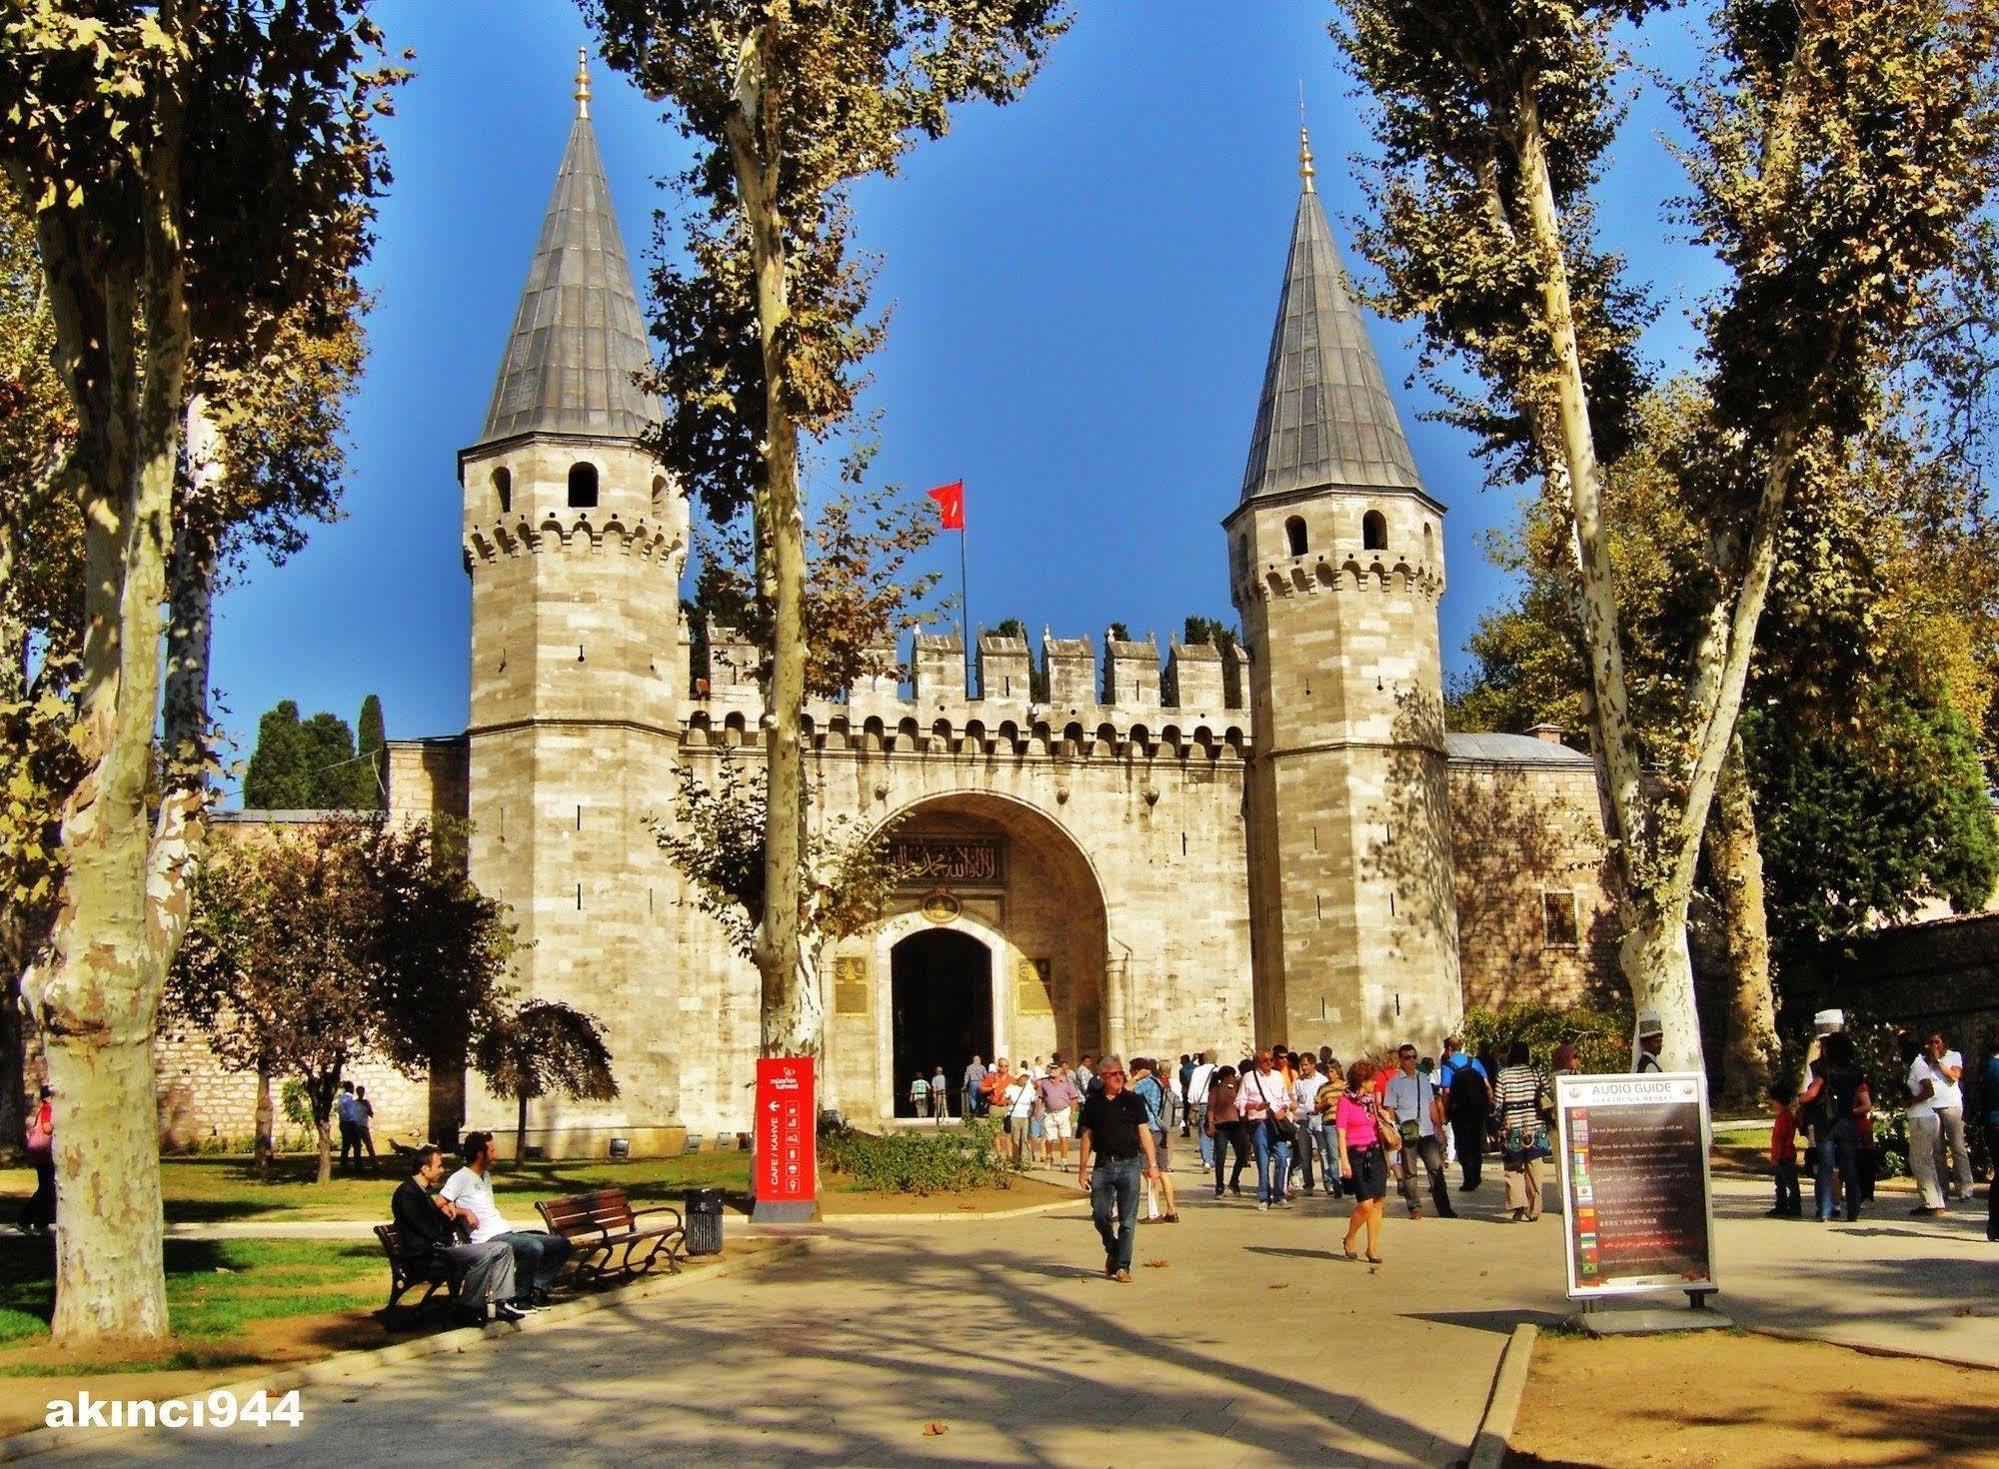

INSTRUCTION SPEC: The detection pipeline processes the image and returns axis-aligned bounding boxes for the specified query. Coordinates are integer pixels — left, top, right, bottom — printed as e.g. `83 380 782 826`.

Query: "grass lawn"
0 1152 755 1225
0 1237 383 1378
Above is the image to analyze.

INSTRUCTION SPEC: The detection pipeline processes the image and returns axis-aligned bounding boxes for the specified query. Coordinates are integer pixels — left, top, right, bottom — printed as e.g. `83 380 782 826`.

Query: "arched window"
491 466 512 515
1363 508 1388 551
1284 515 1308 556
651 475 668 516
567 462 599 509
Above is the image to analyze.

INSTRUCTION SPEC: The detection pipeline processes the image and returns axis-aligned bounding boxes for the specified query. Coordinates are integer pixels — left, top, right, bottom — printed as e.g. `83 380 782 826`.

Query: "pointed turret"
477 51 661 446
1239 128 1420 502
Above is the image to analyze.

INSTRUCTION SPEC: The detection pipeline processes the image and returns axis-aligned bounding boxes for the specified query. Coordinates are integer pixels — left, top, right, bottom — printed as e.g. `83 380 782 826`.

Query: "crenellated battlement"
462 512 683 569
690 618 1251 756
1237 551 1442 605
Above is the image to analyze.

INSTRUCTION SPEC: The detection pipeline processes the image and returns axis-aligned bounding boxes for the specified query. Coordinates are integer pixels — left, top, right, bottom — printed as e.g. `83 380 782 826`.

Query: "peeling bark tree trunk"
1706 736 1777 1107
253 1062 274 1174
725 30 816 1063
314 1113 334 1185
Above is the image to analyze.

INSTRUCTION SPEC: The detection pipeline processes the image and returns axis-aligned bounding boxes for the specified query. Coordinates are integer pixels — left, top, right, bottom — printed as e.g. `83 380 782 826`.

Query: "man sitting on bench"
391 1144 524 1323
442 1131 573 1308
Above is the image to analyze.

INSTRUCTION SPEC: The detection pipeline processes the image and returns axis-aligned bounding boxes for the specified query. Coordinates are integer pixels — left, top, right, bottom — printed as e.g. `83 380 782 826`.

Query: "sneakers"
1113 1268 1132 1283
493 1302 528 1323
1256 1201 1269 1212
1104 1255 1117 1279
1410 1209 1425 1220
1276 1197 1292 1209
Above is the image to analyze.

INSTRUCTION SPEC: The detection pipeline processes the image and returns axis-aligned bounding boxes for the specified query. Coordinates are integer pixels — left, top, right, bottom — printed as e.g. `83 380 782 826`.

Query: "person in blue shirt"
1439 1037 1490 1192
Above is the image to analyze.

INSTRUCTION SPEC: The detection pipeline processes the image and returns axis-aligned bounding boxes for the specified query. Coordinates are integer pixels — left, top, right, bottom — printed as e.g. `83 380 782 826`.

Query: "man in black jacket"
1077 1057 1161 1282
391 1144 524 1323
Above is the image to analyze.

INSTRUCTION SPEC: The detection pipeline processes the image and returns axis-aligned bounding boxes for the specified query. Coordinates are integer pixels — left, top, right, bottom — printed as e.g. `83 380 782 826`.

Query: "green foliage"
1746 697 1999 939
354 694 385 810
818 1119 1013 1195
471 1001 618 1114
242 698 379 809
278 1078 311 1130
1459 1000 1635 1077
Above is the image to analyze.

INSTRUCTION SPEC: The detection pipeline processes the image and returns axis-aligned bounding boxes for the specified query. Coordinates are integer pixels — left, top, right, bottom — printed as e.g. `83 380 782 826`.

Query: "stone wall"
1778 912 1999 1047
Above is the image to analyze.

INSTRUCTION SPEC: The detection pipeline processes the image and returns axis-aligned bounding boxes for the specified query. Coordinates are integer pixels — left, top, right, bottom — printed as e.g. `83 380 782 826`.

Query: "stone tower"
456 55 688 1147
1226 130 1461 1056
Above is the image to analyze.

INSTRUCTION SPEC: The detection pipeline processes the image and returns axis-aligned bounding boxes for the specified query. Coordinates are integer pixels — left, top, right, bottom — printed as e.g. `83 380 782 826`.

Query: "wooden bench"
536 1188 684 1285
374 1222 462 1324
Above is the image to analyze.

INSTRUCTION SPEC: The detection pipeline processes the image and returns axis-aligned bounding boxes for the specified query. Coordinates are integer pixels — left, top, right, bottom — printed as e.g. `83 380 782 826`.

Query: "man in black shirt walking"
391 1144 524 1323
1076 1055 1161 1282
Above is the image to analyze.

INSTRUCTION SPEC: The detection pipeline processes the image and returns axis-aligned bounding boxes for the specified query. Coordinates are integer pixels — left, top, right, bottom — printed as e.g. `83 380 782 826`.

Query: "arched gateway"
822 791 1112 1123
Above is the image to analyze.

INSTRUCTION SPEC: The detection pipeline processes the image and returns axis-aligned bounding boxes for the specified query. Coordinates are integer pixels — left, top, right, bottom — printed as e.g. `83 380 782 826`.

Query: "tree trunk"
314 1115 333 1184
516 1092 529 1172
1617 903 1705 1074
1707 736 1777 1108
163 395 220 796
427 1045 466 1153
725 37 814 1062
253 1062 273 1174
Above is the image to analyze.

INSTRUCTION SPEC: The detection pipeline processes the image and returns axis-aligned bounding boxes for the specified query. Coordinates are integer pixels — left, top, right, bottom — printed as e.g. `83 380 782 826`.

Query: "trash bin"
683 1188 724 1257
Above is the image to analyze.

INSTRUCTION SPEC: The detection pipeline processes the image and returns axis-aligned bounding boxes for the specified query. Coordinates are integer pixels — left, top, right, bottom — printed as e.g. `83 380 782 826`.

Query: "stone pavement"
30 1165 1999 1468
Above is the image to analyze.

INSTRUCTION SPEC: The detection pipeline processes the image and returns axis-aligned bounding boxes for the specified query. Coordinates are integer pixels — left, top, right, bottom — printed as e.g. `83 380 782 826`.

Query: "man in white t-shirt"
1901 1033 1947 1213
1291 1054 1332 1197
1001 1073 1038 1164
1186 1051 1218 1171
441 1132 574 1307
1384 1044 1456 1219
1926 1031 1974 1200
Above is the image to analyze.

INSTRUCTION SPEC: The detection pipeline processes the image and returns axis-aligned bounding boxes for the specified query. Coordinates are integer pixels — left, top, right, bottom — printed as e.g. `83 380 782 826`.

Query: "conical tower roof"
478 61 661 446
1239 137 1421 502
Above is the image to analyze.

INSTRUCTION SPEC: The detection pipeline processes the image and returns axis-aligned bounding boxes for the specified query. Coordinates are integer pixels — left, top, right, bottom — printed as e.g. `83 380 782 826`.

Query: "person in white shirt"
1186 1051 1218 1171
1900 1033 1947 1214
441 1132 574 1308
1001 1074 1038 1164
1384 1045 1456 1219
1291 1054 1332 1197
1926 1031 1974 1200
1238 1051 1294 1209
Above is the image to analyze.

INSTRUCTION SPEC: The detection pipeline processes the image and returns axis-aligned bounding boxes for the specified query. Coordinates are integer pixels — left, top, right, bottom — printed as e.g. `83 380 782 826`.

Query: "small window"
567 462 599 509
1284 515 1308 556
492 466 512 515
1542 890 1580 948
1363 509 1388 551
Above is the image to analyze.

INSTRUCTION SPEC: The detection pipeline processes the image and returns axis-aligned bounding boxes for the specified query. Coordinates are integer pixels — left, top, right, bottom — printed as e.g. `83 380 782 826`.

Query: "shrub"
819 1119 1014 1195
1460 1000 1634 1077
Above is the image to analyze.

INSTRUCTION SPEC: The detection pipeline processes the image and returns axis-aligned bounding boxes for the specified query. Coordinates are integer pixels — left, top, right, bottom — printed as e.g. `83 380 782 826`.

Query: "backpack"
1447 1065 1489 1119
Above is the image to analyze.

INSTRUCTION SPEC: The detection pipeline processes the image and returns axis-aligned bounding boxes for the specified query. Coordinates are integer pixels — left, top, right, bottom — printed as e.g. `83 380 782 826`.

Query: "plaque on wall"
1017 957 1053 1015
920 889 963 925
890 836 1004 889
833 955 869 1015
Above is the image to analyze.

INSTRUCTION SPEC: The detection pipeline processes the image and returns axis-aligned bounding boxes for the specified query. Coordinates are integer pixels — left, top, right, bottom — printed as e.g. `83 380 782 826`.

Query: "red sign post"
752 1057 818 1223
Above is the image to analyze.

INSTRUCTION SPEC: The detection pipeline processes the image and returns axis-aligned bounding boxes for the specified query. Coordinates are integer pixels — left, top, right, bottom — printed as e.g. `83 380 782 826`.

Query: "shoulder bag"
1254 1073 1299 1145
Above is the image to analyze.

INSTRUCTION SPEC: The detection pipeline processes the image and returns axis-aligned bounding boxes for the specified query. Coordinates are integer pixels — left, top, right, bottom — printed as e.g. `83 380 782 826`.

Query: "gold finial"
1298 82 1316 194
575 46 591 119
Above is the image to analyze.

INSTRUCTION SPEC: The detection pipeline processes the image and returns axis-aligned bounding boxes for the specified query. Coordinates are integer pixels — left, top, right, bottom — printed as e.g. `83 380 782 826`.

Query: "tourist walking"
1495 1042 1550 1222
1130 1058 1180 1222
1768 1082 1802 1217
909 1071 932 1119
1187 1050 1218 1169
1633 1012 1665 1073
1313 1060 1345 1199
1239 1049 1296 1210
1981 1033 1999 1241
1925 1032 1973 1201
963 1055 988 1118
1001 1067 1038 1164
1205 1064 1251 1198
1076 1057 1161 1282
1902 1032 1949 1215
336 1080 363 1170
1441 1038 1489 1191
18 1086 55 1234
1799 1031 1865 1223
1178 1054 1197 1137
1291 1053 1331 1197
353 1086 378 1165
929 1066 950 1119
981 1058 1010 1120
1335 1059 1390 1263
1037 1062 1081 1168
1385 1044 1455 1219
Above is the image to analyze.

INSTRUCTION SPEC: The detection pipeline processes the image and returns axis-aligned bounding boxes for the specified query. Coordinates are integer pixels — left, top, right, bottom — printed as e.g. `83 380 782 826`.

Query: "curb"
1743 1322 1999 1373
1468 1322 1537 1469
0 1240 812 1463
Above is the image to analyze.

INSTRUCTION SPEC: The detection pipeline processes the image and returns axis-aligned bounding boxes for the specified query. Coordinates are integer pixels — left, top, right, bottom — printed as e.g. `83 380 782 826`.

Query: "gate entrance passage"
890 929 992 1118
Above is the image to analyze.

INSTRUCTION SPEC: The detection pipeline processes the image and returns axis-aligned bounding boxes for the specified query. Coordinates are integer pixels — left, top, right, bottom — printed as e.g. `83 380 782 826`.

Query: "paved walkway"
31 1166 1999 1468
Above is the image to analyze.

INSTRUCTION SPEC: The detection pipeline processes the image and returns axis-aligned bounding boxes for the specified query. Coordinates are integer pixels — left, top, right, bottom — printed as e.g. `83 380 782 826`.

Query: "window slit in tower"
1181 832 1188 856
576 804 582 831
575 883 583 911
1315 894 1323 921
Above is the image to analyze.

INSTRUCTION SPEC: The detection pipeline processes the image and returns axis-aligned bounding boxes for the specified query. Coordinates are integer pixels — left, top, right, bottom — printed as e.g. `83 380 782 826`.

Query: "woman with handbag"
1205 1065 1251 1198
1494 1041 1551 1221
19 1086 55 1234
1239 1050 1296 1210
1335 1059 1392 1262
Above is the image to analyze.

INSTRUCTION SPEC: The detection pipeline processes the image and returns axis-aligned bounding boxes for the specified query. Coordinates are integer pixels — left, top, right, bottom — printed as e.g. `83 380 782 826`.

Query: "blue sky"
207 0 1719 801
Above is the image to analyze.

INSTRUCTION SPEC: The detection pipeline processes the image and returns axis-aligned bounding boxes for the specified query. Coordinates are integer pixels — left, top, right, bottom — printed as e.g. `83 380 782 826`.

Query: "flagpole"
959 510 971 698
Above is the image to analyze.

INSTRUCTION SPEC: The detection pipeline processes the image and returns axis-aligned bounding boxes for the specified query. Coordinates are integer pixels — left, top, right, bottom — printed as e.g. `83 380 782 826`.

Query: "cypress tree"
354 694 386 809
297 711 357 808
243 701 308 810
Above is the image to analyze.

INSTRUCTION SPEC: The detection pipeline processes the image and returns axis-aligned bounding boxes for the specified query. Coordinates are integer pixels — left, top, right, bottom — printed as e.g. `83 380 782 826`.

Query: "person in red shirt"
1768 1081 1802 1218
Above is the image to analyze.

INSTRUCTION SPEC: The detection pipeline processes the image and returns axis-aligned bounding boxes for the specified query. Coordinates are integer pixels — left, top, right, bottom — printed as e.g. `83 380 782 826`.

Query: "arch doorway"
890 929 993 1117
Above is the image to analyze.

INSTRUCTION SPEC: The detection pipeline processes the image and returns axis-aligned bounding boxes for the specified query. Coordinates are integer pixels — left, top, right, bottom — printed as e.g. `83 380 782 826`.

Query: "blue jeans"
1815 1117 1860 1222
1193 1105 1213 1168
1090 1156 1142 1272
492 1230 573 1293
1250 1121 1292 1202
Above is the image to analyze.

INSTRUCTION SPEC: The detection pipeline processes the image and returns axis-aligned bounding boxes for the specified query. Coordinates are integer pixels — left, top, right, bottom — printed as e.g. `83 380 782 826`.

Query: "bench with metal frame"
373 1222 465 1325
535 1187 684 1285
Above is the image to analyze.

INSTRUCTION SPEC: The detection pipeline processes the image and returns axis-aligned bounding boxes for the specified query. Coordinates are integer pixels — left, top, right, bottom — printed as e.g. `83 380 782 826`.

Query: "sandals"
1341 1241 1359 1260
1365 1252 1383 1264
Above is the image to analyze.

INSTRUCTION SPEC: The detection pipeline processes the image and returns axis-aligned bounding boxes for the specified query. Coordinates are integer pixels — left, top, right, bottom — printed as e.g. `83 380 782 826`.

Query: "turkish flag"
927 480 965 530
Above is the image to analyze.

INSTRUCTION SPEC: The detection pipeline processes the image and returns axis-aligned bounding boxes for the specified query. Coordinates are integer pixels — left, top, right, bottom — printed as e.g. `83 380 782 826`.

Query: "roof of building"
476 84 662 446
1239 139 1423 504
1445 732 1593 767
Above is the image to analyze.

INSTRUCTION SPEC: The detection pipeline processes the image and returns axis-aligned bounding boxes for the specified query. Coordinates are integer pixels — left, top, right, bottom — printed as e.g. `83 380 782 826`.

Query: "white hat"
1813 1009 1845 1036
1636 1011 1664 1039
